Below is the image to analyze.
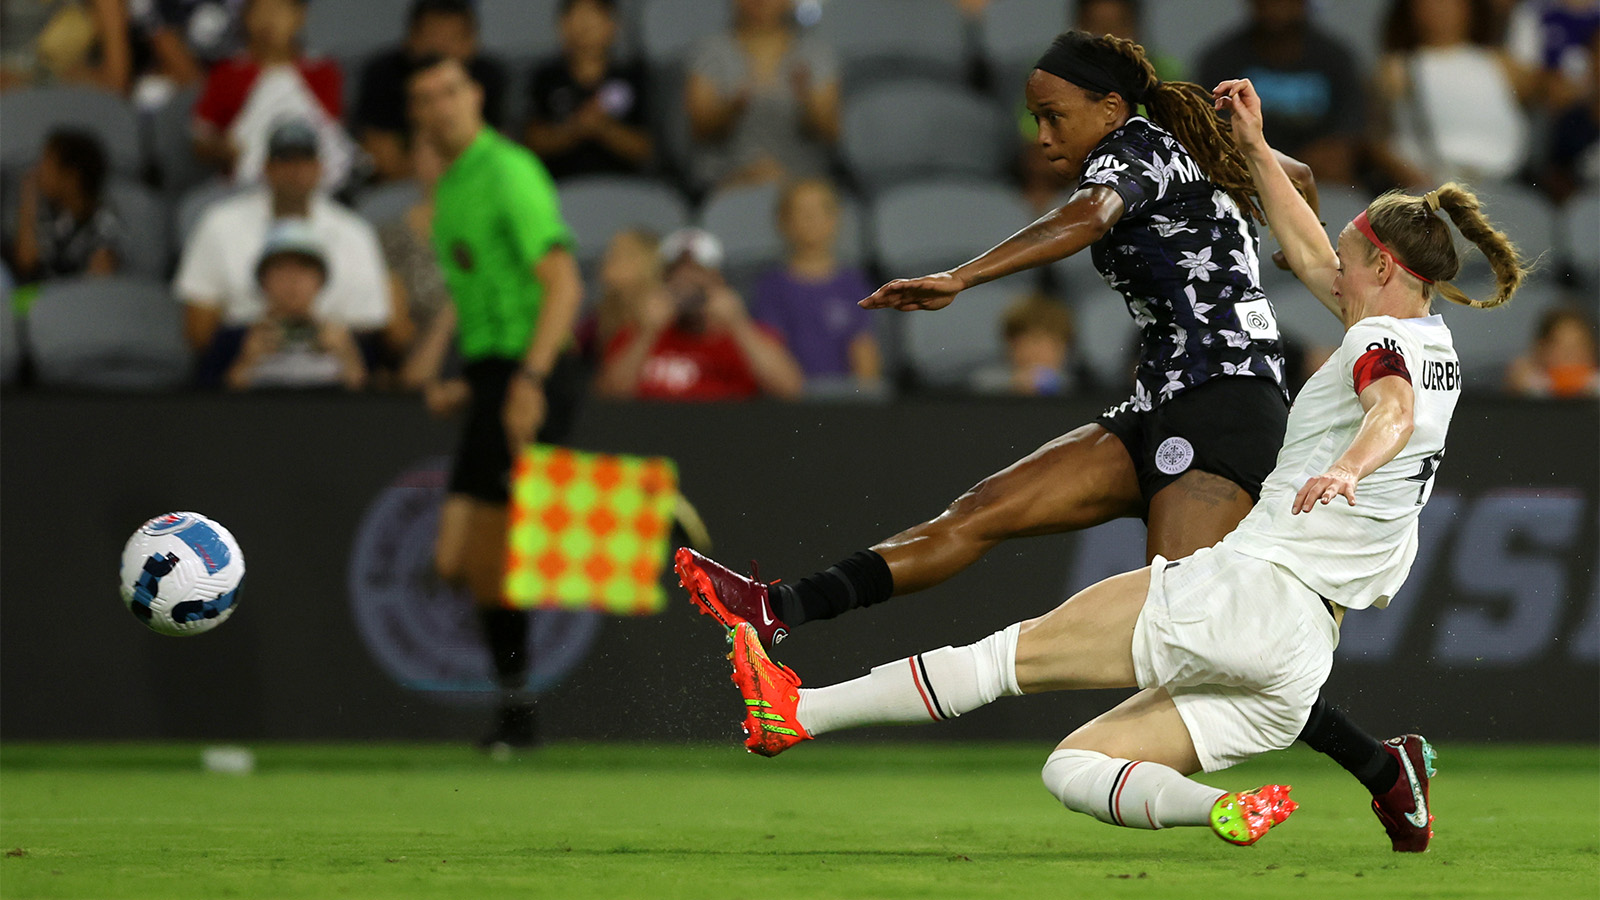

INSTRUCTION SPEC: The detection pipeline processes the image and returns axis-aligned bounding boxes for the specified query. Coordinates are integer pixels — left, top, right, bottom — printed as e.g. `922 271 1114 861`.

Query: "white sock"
1041 748 1226 829
795 623 1022 736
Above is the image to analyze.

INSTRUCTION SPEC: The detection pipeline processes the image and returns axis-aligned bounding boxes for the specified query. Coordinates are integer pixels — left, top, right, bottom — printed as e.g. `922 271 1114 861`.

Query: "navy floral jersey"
1079 116 1288 412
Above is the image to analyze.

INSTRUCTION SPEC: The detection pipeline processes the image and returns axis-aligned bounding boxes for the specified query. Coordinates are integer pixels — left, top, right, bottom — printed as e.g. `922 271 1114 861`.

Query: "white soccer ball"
119 512 246 637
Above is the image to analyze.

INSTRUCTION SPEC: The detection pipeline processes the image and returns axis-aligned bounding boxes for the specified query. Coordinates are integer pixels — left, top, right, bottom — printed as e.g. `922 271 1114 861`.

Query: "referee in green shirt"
409 53 583 751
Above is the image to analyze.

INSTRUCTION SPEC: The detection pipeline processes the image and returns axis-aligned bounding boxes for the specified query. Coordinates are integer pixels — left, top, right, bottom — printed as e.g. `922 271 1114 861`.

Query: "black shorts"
1096 375 1289 503
447 353 587 504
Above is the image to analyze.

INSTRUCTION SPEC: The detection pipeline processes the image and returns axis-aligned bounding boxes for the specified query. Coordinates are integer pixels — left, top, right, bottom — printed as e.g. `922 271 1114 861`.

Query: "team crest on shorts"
1155 436 1195 475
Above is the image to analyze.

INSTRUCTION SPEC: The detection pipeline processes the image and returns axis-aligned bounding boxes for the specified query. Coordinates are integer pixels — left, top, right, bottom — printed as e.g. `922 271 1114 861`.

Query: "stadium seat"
0 87 142 176
1073 289 1140 390
842 82 1013 193
980 0 1067 99
1312 185 1377 237
304 0 411 62
1440 278 1562 386
1312 0 1388 69
817 0 968 90
28 277 190 390
802 375 893 403
557 176 690 270
176 181 244 246
354 180 423 228
872 180 1032 277
639 0 729 69
0 307 19 386
1558 188 1599 288
1143 0 1244 75
697 181 867 291
903 280 1019 385
145 85 209 196
478 0 563 68
105 179 173 279
1460 183 1556 283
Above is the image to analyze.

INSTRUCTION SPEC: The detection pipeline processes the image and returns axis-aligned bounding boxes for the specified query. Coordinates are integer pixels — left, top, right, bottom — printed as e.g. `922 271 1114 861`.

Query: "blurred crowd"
1 0 1596 400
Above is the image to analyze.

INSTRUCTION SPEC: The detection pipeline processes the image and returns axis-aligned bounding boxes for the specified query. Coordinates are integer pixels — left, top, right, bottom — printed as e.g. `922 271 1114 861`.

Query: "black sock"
1298 697 1399 795
770 549 894 625
477 607 531 692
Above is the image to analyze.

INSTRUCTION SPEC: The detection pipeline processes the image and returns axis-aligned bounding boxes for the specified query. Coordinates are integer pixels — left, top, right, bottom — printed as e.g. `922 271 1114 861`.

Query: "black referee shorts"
447 353 587 504
1096 375 1289 504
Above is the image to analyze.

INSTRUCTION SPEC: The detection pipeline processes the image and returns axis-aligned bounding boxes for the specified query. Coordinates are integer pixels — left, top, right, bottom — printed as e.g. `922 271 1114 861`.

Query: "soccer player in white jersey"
695 77 1530 847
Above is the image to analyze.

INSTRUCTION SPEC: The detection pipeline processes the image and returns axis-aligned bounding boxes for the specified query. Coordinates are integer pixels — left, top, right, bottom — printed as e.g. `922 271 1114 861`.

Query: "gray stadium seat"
1311 0 1388 70
1144 0 1244 74
842 82 1013 193
479 0 563 68
28 277 190 390
639 0 729 68
981 0 1067 99
1311 185 1376 236
0 306 19 386
146 85 209 195
1558 188 1599 287
176 181 244 246
304 0 411 61
697 181 867 290
872 180 1032 277
1460 183 1556 283
817 0 968 90
105 179 172 279
557 176 690 269
1073 290 1140 391
1440 279 1562 387
903 280 1020 385
0 87 142 176
354 180 423 228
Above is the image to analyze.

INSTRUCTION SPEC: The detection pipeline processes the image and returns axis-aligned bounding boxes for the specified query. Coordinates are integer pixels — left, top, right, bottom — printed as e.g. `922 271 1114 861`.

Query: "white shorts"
1132 542 1339 773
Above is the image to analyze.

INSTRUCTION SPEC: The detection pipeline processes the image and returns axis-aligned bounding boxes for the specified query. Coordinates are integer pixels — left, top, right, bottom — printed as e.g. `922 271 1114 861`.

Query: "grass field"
1 742 1595 899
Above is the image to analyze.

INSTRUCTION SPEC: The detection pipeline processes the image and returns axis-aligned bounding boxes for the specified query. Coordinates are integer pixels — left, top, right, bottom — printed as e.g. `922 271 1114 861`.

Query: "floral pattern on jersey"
1080 117 1287 412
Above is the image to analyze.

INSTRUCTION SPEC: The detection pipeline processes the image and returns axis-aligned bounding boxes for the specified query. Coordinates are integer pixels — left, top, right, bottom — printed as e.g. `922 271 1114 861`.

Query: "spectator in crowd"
353 0 507 184
378 137 455 378
1542 24 1599 197
6 129 123 281
128 0 247 98
969 292 1086 396
524 0 653 180
1511 1 1600 199
216 221 368 390
685 0 840 190
0 0 131 92
192 0 354 189
580 228 663 359
598 227 804 400
1369 0 1535 188
1505 305 1600 397
175 120 391 357
750 178 879 386
1195 0 1364 186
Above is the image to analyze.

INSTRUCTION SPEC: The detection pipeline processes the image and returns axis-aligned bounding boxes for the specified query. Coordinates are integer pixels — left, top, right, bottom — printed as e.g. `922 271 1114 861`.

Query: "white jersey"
1225 315 1460 609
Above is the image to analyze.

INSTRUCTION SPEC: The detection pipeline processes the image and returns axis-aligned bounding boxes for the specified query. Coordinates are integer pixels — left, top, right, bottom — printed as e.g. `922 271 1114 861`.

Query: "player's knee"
1041 748 1118 824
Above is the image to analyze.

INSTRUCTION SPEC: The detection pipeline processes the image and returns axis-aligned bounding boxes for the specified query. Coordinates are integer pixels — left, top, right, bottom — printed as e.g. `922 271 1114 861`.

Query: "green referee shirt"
433 128 574 361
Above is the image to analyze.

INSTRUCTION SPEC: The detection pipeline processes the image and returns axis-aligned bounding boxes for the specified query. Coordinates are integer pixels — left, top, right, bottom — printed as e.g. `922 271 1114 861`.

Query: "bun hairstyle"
1035 31 1261 222
1360 183 1530 309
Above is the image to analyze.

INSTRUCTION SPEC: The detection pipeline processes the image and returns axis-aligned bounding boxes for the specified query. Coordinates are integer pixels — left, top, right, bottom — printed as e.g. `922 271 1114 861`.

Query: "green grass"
1 743 1595 899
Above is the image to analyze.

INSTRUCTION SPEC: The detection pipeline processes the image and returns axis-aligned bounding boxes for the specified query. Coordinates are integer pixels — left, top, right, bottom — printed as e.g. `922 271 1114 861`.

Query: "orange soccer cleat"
727 622 811 757
1209 784 1299 846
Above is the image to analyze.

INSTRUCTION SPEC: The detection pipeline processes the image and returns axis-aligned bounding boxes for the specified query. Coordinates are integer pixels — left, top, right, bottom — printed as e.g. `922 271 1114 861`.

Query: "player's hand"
502 375 547 457
1212 79 1266 151
859 271 966 311
1293 466 1359 514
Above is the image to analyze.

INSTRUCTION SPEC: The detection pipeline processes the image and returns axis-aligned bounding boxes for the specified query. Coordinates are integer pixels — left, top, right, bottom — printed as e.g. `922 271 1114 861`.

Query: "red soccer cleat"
675 547 790 648
1371 735 1437 852
1209 785 1298 846
727 621 811 757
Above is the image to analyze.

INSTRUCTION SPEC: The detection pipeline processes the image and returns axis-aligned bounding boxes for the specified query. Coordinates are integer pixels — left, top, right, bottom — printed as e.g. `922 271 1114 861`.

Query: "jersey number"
1405 449 1446 505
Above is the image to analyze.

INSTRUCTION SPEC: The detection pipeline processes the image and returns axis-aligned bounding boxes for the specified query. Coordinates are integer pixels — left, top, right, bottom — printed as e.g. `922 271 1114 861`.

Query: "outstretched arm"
860 186 1124 311
1293 375 1415 514
1214 79 1342 318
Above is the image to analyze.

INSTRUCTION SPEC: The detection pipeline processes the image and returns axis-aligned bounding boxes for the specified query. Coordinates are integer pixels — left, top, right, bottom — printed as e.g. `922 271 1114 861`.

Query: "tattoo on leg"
1178 473 1245 508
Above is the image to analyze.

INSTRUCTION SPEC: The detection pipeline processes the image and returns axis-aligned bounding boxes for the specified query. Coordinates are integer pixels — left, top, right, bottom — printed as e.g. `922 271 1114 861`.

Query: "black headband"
1034 31 1152 105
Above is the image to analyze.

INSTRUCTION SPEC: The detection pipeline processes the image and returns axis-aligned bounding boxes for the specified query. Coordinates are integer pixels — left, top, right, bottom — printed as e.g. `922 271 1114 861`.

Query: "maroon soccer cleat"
674 548 790 648
1370 734 1437 852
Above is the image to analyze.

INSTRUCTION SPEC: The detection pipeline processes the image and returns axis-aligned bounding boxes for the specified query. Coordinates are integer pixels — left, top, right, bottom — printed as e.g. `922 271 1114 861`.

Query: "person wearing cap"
596 226 804 401
175 118 392 357
407 51 587 752
215 221 367 391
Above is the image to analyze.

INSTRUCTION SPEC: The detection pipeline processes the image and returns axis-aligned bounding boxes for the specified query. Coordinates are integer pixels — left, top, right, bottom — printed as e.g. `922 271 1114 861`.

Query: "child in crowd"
970 292 1084 396
1505 305 1600 398
216 221 368 391
8 129 123 281
750 178 879 386
580 228 664 359
524 0 653 179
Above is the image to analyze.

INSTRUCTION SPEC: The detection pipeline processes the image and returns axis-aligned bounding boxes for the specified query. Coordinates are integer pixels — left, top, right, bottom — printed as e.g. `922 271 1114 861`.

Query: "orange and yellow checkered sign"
504 445 679 615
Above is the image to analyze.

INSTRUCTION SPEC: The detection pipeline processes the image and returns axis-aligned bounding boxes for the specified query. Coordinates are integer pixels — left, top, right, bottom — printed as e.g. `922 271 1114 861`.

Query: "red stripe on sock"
1112 761 1143 827
907 658 941 721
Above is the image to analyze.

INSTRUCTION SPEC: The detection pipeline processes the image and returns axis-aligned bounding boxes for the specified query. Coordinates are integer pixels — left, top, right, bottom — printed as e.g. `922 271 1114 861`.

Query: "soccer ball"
119 512 246 637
